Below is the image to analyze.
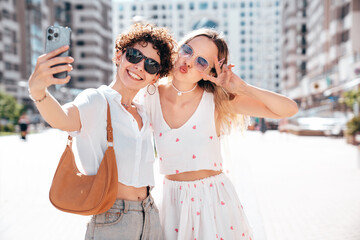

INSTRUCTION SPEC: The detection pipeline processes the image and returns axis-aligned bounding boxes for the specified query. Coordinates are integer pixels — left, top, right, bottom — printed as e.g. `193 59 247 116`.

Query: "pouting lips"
179 65 188 74
127 70 143 80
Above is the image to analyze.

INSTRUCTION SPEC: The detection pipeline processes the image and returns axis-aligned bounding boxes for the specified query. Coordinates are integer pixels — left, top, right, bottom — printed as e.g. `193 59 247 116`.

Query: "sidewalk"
1 129 359 240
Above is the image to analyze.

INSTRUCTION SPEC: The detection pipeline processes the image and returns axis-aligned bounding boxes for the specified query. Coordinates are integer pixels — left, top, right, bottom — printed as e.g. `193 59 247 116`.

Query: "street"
0 129 359 240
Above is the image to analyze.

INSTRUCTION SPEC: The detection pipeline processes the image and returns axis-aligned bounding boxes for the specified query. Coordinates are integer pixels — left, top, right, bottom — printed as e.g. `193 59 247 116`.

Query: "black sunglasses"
125 48 161 75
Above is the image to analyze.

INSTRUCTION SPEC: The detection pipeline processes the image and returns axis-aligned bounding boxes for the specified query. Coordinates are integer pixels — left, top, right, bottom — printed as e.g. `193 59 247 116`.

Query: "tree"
0 91 24 132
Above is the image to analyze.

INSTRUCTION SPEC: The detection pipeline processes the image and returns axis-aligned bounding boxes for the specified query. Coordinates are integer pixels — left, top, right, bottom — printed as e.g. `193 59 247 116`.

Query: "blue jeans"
85 194 162 240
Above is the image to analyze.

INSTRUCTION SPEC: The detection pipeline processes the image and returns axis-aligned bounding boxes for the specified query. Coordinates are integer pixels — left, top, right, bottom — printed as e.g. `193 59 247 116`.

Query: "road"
0 129 359 240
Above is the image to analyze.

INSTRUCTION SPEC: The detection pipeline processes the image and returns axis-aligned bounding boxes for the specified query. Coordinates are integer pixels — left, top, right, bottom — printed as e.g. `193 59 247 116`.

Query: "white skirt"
160 173 253 240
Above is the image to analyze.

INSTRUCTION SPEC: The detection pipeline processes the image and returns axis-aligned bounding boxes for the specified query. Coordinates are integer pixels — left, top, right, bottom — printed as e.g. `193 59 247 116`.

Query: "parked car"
278 105 352 136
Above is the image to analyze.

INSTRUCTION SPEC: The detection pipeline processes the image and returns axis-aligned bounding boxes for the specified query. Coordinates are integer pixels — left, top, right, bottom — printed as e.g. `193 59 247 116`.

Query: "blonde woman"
144 29 298 239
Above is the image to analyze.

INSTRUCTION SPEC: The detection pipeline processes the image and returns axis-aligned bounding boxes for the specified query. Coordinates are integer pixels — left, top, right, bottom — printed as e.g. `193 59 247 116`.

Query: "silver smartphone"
45 26 72 79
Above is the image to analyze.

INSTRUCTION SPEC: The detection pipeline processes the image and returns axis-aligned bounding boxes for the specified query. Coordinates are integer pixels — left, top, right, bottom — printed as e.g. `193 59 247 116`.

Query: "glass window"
241 2 245 8
241 21 246 26
223 3 228 8
240 30 246 35
132 5 136 11
177 4 183 10
241 48 245 53
249 65 253 70
189 2 194 10
75 4 83 10
118 5 124 11
213 2 218 9
199 2 208 9
240 12 245 17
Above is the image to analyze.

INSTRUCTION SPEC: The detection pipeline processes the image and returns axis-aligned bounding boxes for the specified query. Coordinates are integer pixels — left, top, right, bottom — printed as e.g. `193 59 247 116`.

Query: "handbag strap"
67 99 113 147
105 102 114 147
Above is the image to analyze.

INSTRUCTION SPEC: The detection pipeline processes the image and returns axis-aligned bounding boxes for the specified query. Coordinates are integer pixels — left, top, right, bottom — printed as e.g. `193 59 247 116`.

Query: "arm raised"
28 45 81 131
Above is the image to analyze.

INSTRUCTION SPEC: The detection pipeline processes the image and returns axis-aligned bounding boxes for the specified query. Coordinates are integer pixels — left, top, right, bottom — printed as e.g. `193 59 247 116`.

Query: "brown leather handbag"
49 102 118 215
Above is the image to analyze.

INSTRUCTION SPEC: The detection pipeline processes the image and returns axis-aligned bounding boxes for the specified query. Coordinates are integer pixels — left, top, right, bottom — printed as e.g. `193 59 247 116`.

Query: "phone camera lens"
48 28 54 34
54 33 59 38
48 35 53 41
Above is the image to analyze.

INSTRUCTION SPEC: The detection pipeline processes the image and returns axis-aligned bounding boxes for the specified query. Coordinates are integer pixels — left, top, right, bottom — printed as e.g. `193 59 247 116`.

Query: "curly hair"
113 23 176 78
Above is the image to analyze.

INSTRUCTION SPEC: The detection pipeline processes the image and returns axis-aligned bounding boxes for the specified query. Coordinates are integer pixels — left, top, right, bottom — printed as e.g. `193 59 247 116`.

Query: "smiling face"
115 42 160 91
173 36 218 84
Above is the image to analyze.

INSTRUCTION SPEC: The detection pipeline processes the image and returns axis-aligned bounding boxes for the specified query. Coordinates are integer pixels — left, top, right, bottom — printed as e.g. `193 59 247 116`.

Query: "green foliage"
346 116 360 135
0 91 24 132
343 89 360 108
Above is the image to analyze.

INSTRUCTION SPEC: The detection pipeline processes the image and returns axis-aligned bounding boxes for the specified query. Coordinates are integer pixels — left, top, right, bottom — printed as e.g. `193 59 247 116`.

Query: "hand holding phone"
45 26 72 79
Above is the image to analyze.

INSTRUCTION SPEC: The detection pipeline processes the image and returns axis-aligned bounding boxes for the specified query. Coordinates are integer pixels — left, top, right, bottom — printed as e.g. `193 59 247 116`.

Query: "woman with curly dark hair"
28 23 176 239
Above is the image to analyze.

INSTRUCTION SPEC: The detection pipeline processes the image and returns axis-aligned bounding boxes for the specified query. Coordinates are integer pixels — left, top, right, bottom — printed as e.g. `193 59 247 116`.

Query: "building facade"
113 0 282 92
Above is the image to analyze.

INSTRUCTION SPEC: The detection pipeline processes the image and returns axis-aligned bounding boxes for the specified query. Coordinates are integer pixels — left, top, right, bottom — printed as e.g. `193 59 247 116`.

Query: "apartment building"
113 0 282 92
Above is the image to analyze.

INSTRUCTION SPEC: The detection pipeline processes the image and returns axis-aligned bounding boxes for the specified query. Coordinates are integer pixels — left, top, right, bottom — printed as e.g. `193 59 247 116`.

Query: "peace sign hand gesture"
198 56 248 96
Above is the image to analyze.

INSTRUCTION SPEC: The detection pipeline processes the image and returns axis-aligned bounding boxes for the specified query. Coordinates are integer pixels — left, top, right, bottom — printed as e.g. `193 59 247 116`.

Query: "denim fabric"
85 194 162 240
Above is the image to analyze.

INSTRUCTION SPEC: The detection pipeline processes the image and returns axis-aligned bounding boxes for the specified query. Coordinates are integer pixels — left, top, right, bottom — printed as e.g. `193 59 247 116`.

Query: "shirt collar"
98 85 144 112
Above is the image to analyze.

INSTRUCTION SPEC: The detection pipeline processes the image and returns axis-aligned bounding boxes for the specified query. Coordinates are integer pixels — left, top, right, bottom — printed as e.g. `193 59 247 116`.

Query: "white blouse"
144 88 223 175
70 85 155 187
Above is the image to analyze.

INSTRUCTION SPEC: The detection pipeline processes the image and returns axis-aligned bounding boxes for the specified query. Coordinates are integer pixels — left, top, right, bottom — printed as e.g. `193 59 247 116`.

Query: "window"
249 65 253 70
213 2 218 9
5 62 11 70
249 48 253 52
81 52 86 58
65 2 71 11
241 48 245 53
249 2 253 7
240 30 246 35
241 57 246 62
189 2 194 10
78 65 84 70
240 12 245 17
223 3 227 8
75 4 83 10
77 29 84 34
199 2 208 9
177 4 183 10
241 39 246 44
76 41 85 46
162 5 166 10
241 21 245 26
151 5 158 10
240 2 245 8
118 5 124 11
132 5 136 11
78 77 85 82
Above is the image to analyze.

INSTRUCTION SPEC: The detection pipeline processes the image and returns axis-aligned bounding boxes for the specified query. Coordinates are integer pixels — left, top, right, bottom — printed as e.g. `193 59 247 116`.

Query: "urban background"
1 0 360 240
0 0 360 138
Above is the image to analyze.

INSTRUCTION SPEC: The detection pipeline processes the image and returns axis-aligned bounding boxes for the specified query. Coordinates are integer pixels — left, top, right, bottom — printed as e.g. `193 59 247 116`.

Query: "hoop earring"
147 84 156 95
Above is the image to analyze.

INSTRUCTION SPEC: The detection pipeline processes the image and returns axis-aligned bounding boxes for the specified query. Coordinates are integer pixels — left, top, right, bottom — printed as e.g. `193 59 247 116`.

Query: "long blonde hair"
178 29 249 133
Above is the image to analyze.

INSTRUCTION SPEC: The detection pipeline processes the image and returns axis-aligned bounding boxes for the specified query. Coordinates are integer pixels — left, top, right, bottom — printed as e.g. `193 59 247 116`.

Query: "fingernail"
218 58 225 66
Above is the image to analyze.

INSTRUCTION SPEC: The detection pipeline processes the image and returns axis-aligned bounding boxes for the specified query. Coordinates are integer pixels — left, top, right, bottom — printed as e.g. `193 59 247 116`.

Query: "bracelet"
28 89 49 103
